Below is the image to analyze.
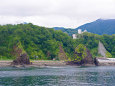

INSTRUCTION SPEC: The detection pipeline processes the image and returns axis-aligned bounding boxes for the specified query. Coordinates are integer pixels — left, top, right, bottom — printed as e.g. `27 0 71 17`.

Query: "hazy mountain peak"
76 19 115 35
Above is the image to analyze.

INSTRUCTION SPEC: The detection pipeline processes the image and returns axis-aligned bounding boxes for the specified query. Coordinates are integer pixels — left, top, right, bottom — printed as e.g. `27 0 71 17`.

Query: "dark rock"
82 48 94 65
11 53 30 65
11 44 31 65
94 57 99 66
66 46 99 66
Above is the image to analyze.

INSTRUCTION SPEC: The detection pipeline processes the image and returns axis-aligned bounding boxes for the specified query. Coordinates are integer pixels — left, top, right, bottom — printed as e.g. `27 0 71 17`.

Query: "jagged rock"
11 44 31 65
12 53 30 65
82 48 94 64
82 48 99 66
66 44 98 66
94 57 99 66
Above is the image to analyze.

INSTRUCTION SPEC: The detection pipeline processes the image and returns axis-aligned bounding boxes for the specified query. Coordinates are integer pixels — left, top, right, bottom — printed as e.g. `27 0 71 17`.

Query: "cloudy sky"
0 0 115 28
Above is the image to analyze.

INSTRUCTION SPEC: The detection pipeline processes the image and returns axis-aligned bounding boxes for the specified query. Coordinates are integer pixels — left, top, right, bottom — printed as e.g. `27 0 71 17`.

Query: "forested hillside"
75 33 115 58
0 23 74 60
0 23 114 60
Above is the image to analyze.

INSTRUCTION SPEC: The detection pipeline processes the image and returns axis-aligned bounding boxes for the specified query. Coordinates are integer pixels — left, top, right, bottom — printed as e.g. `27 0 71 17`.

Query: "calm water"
0 66 115 86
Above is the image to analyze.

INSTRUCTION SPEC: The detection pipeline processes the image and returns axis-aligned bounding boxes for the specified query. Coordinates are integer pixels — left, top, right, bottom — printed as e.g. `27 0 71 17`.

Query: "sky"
0 0 115 28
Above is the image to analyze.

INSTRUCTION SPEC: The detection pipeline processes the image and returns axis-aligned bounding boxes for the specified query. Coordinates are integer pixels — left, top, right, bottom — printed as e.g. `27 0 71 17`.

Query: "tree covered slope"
0 23 74 60
0 23 114 60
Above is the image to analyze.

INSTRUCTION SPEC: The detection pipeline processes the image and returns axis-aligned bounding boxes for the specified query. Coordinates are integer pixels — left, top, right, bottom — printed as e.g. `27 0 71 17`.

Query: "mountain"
53 27 65 30
76 19 115 35
53 27 77 36
54 19 115 35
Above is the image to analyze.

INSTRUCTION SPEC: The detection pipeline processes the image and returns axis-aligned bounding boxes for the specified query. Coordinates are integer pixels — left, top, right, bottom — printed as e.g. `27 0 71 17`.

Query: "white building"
78 29 82 34
78 29 87 34
72 34 77 39
83 29 87 32
72 29 88 39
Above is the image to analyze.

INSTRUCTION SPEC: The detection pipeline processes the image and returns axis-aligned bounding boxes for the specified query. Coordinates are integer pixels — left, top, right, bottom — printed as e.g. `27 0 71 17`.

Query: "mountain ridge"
53 19 115 35
75 19 115 35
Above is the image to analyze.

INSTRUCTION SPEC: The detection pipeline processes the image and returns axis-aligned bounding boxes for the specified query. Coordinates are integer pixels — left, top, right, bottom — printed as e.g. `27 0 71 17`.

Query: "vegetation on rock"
67 44 98 66
74 44 87 61
58 44 67 60
11 42 30 65
106 51 112 58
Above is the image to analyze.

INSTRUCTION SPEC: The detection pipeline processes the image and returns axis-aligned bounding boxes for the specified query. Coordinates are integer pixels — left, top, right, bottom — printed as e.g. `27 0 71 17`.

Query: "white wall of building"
78 29 82 34
72 34 77 39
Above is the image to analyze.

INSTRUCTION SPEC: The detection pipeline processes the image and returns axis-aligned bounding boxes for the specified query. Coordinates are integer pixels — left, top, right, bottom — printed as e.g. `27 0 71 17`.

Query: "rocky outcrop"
82 48 98 65
12 53 30 65
66 44 98 66
11 44 31 65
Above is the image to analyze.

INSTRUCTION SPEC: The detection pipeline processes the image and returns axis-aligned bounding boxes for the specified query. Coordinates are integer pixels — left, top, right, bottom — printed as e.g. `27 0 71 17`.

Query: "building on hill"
72 34 77 39
78 29 87 34
72 29 88 39
78 29 82 34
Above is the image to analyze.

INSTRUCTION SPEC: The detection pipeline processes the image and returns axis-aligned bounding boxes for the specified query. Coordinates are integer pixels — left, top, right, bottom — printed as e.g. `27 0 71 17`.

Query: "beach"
0 60 66 67
1 58 115 67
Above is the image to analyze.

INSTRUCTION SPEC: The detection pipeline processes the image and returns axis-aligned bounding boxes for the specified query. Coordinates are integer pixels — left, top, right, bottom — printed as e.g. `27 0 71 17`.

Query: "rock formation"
12 53 30 65
66 44 98 66
83 48 98 65
11 44 31 65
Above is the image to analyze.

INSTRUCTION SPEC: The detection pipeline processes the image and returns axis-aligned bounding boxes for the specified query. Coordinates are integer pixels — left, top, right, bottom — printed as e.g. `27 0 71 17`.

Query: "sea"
0 66 115 86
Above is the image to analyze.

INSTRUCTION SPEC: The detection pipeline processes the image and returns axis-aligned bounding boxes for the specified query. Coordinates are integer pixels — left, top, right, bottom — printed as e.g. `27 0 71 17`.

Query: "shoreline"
97 58 115 66
0 60 67 67
1 59 115 67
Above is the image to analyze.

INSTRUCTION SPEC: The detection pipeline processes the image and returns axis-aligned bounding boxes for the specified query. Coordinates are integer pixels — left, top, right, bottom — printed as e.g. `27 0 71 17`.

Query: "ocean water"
0 66 115 86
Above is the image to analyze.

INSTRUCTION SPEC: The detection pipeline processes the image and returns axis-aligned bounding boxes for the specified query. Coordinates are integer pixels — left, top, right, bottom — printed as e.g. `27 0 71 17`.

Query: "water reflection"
0 66 115 86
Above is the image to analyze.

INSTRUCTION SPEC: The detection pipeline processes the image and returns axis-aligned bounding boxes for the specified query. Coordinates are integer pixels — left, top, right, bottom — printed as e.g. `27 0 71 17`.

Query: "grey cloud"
0 0 115 28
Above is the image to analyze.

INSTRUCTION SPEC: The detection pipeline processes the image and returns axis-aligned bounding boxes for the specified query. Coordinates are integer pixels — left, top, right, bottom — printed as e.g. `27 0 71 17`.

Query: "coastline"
0 60 12 67
97 58 115 66
0 60 66 67
30 60 66 67
1 58 115 67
